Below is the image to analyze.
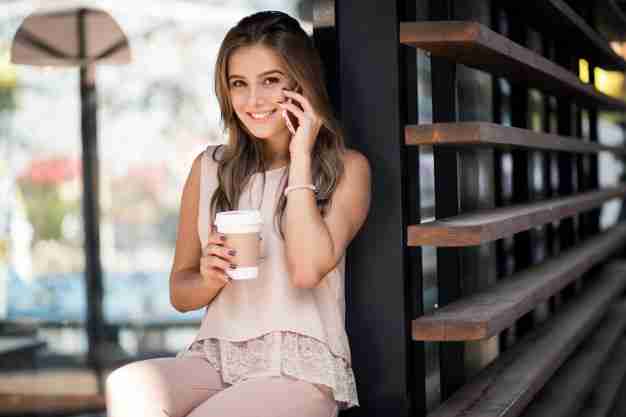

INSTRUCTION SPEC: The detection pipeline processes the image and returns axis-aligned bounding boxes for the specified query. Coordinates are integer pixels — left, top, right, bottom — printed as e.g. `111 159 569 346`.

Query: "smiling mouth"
248 109 277 121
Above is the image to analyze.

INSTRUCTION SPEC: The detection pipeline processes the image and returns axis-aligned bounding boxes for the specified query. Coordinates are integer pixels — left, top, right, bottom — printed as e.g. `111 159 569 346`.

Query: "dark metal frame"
428 0 467 401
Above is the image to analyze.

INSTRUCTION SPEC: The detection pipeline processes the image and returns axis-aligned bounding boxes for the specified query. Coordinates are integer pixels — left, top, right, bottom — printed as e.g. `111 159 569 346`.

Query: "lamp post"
10 6 131 393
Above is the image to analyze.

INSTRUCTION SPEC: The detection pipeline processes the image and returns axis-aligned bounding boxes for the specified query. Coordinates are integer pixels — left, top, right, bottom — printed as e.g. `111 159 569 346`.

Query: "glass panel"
2 38 87 348
417 45 440 411
598 116 625 230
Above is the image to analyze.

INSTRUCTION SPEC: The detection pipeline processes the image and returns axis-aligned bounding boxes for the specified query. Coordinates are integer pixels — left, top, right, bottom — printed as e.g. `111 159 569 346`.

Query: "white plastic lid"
215 210 263 233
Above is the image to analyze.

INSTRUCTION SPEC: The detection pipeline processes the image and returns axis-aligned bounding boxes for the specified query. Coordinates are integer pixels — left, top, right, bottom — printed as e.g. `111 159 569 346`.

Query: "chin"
246 126 286 140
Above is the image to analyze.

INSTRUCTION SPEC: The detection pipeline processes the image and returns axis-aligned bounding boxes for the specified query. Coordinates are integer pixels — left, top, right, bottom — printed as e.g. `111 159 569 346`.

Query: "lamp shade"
11 7 131 67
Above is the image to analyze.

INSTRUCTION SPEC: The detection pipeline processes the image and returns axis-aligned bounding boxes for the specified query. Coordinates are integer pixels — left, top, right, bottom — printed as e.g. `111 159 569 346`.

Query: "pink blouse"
176 145 359 410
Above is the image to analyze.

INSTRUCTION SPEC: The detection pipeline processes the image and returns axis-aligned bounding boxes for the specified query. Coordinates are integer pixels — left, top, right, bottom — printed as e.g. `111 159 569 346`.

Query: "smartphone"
281 85 302 135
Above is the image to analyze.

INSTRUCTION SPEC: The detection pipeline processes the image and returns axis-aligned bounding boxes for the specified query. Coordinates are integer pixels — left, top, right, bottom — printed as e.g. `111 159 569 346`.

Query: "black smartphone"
282 85 303 135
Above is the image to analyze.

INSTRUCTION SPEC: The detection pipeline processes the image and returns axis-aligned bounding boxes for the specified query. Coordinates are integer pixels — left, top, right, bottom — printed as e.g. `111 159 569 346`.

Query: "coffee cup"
214 210 263 280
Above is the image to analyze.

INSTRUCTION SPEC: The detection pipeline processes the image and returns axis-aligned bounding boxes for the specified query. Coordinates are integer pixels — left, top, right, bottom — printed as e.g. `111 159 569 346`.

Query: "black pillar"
324 1 412 416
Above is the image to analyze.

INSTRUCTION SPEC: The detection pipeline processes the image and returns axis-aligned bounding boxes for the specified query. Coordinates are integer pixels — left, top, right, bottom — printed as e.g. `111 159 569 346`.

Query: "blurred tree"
17 181 80 244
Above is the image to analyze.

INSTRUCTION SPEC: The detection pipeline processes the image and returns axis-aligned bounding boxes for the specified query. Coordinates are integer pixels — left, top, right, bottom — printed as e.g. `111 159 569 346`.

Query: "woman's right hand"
200 225 237 287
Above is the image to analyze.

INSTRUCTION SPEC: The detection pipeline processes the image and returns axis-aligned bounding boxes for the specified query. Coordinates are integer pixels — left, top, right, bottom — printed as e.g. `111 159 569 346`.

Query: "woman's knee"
106 357 224 417
106 359 173 402
106 359 178 416
106 360 146 392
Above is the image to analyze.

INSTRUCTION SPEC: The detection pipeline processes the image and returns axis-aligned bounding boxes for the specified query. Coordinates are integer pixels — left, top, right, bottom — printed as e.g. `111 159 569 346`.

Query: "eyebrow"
228 70 285 81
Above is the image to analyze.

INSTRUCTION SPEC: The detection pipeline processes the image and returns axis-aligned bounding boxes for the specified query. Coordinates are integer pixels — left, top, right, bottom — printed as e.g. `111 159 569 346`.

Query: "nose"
246 86 267 108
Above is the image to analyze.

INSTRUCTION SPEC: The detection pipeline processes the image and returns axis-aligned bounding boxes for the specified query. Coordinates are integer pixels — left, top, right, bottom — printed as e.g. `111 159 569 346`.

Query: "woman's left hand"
279 89 323 156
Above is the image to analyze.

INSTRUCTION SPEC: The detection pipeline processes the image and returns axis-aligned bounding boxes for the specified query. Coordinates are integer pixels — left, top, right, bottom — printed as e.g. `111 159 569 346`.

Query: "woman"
105 10 371 417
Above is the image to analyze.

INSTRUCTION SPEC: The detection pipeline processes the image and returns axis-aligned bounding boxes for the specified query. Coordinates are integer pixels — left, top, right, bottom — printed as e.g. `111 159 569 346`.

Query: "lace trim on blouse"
176 331 359 410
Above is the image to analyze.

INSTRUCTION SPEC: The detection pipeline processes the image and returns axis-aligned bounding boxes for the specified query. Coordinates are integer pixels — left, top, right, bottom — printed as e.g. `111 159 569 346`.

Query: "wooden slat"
0 366 109 416
0 393 105 416
405 122 626 155
408 185 626 247
606 0 626 28
412 224 626 341
608 376 626 417
399 21 626 111
427 264 626 417
520 303 626 417
577 338 626 417
501 0 626 71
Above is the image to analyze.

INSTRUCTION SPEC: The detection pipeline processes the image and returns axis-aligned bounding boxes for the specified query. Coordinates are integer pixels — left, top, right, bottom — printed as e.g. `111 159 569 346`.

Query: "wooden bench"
425 262 626 417
0 365 110 417
0 393 105 417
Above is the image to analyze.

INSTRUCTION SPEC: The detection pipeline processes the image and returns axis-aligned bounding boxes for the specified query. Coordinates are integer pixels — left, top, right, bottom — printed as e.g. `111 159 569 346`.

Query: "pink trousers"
105 356 339 417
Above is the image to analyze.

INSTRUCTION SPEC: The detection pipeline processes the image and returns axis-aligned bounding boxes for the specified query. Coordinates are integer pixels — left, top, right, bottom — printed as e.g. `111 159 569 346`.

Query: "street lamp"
10 5 131 393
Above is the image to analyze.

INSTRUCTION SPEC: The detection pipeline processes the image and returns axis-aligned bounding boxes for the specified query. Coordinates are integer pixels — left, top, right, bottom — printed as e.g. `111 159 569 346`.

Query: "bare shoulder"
188 150 204 185
342 148 371 178
332 148 371 206
190 144 220 178
183 146 213 201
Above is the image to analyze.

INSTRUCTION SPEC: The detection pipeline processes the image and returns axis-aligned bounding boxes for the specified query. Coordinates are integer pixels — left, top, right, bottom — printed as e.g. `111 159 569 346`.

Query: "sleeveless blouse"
176 144 359 410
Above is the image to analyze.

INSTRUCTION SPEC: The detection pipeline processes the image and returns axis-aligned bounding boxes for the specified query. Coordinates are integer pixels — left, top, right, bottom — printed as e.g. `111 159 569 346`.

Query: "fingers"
200 257 230 284
278 100 305 120
208 252 235 273
207 224 227 247
205 242 237 262
282 110 297 135
282 89 314 113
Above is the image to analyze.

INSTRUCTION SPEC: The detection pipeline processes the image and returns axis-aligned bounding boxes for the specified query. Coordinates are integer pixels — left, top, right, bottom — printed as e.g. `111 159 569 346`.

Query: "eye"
230 80 245 88
263 77 280 86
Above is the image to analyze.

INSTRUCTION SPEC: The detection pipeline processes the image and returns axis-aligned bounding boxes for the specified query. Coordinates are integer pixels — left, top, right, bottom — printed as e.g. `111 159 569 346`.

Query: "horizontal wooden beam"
427 263 626 417
408 185 626 247
520 303 626 417
607 378 626 417
0 393 105 416
606 0 626 28
399 21 626 111
405 122 626 155
412 224 626 341
576 338 626 417
501 0 626 71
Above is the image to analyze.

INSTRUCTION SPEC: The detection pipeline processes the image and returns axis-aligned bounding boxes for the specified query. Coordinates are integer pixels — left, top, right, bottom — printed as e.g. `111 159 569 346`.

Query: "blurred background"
0 1 311 415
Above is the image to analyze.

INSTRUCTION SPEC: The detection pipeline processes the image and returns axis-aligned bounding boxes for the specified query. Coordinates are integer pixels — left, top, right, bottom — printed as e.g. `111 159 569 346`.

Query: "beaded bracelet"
284 184 317 197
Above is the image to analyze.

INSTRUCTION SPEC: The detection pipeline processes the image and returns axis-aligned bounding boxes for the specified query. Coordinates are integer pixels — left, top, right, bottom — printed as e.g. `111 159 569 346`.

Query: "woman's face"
227 44 295 140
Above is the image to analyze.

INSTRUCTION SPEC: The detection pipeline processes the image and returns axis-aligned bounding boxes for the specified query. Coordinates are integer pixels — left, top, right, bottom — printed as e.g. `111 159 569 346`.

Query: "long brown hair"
210 10 347 239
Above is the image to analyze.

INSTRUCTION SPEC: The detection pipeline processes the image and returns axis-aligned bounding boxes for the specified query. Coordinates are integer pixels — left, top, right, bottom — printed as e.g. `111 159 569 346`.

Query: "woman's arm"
169 151 224 312
284 149 372 288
